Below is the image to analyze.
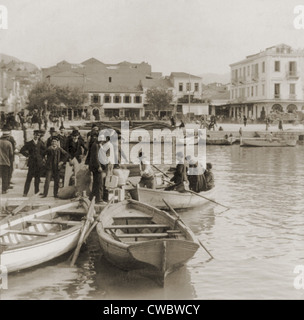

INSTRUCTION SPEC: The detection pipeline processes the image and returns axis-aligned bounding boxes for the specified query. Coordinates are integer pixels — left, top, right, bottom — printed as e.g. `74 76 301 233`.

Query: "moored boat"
129 184 216 210
0 197 95 273
240 137 297 147
96 199 200 286
206 136 237 145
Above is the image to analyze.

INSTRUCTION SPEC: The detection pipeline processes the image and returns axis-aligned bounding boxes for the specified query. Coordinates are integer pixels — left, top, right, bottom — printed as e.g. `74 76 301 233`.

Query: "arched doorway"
287 104 297 113
272 104 283 112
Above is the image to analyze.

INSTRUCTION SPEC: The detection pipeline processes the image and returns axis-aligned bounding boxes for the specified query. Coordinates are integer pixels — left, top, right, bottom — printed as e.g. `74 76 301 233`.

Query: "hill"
0 53 39 71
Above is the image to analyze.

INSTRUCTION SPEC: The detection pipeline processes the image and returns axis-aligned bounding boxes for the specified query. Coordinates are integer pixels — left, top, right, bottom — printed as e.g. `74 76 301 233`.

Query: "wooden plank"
6 230 55 237
105 224 169 230
117 233 168 238
27 219 81 226
11 193 40 216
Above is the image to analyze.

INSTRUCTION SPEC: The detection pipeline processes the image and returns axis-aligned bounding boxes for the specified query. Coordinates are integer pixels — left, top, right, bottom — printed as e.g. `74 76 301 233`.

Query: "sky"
1 0 304 76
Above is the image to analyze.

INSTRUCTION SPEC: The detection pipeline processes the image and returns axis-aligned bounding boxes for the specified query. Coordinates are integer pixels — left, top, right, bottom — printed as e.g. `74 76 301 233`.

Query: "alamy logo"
0 265 8 290
294 5 304 29
0 5 8 29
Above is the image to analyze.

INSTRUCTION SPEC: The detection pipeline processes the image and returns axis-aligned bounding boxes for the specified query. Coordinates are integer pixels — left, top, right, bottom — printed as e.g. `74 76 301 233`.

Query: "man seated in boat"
138 152 155 189
187 158 205 193
165 152 189 192
203 162 215 191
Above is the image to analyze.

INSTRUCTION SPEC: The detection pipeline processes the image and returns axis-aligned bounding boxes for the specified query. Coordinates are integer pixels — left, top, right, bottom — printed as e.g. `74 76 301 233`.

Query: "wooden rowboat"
240 138 297 147
96 199 200 286
129 185 216 210
0 197 95 273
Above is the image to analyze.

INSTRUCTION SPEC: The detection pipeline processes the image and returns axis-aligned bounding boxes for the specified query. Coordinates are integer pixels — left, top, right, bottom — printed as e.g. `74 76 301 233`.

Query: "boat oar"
70 197 96 266
162 199 214 260
152 164 171 179
81 196 115 245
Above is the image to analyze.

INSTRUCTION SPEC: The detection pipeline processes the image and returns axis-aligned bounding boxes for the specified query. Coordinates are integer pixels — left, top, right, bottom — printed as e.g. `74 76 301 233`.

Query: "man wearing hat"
58 125 68 151
46 127 57 147
41 135 70 198
20 130 47 196
0 128 14 194
1 125 16 188
88 131 105 204
66 129 87 164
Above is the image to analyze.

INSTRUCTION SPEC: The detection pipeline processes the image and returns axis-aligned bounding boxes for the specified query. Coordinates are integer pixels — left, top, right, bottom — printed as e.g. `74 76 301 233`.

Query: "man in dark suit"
42 136 70 198
20 130 47 196
66 129 87 163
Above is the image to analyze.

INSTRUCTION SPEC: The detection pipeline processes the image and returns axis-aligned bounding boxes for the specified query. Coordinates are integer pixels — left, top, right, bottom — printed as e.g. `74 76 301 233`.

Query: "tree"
145 87 173 115
27 82 87 111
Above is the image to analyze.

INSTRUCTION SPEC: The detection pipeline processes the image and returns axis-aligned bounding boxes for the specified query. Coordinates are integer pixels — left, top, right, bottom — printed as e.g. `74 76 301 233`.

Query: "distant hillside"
0 53 39 71
199 73 230 85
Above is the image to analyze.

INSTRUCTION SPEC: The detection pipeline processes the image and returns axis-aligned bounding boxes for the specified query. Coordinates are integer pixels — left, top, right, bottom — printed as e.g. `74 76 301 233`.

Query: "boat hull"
96 200 199 286
240 138 297 147
0 200 91 273
130 186 216 209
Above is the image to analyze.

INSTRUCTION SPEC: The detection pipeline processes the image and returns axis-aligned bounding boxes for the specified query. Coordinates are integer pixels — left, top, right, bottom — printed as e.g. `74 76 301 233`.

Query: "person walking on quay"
20 130 46 197
89 132 105 204
243 115 247 127
0 129 14 194
278 119 283 131
41 136 70 198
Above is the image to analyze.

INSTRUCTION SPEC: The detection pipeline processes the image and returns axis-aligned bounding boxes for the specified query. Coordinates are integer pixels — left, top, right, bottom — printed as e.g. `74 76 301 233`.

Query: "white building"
229 44 304 120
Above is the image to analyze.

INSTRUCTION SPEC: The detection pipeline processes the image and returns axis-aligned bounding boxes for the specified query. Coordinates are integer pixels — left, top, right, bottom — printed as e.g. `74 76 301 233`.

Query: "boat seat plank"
6 230 55 237
105 224 169 230
166 230 182 234
28 219 81 226
117 233 168 238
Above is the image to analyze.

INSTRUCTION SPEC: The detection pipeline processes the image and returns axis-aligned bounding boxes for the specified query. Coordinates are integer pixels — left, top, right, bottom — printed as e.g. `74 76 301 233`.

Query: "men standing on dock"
0 128 14 194
20 130 46 197
41 136 70 198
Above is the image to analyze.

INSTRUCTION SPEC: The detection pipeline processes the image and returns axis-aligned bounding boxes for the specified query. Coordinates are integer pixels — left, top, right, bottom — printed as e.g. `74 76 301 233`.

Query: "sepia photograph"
1 0 304 305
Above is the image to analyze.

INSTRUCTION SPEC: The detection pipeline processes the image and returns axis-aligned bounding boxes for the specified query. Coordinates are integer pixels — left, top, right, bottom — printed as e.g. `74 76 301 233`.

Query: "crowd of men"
0 122 215 203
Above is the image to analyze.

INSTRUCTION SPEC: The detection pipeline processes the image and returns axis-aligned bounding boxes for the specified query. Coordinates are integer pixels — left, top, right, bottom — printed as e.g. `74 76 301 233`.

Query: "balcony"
289 94 297 100
251 73 259 81
274 94 280 99
238 76 246 84
286 71 299 79
231 78 238 85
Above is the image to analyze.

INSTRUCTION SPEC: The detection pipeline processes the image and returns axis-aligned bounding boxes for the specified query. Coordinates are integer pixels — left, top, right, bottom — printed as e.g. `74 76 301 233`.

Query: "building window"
274 61 280 72
104 95 111 103
289 61 297 76
274 83 280 98
124 95 131 103
114 95 121 103
247 66 250 76
247 87 250 97
262 84 265 96
231 90 234 99
290 83 296 94
91 94 100 104
256 85 258 96
179 83 183 91
251 86 254 97
135 95 142 103
243 67 246 77
186 82 191 91
194 83 199 92
109 77 112 83
262 61 265 73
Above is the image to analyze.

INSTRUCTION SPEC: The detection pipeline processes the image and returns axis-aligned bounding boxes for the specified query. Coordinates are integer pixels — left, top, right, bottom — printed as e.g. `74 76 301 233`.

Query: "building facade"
229 44 304 120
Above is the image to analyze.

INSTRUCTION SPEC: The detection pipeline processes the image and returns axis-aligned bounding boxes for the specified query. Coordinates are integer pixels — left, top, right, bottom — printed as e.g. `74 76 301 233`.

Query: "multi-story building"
229 43 304 120
43 60 207 120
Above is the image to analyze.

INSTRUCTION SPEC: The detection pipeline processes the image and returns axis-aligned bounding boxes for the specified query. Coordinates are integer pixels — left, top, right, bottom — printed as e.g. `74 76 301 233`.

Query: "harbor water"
1 144 304 300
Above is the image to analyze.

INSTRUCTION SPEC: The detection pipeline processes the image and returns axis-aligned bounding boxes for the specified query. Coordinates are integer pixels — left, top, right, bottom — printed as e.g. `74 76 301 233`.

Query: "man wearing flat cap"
0 128 14 194
41 135 70 198
20 129 46 196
